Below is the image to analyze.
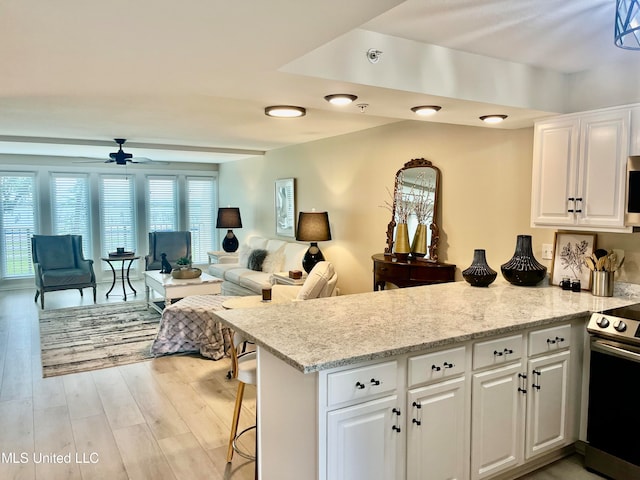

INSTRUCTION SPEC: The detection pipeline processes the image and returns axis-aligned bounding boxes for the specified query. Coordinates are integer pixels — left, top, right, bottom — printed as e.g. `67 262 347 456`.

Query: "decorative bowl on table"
171 267 202 279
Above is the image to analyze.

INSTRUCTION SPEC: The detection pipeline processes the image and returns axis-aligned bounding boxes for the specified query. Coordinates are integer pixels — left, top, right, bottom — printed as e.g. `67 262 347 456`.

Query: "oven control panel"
588 313 640 345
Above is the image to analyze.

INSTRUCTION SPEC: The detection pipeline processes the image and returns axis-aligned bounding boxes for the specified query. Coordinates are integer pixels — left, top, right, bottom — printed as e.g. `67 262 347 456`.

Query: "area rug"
39 302 161 378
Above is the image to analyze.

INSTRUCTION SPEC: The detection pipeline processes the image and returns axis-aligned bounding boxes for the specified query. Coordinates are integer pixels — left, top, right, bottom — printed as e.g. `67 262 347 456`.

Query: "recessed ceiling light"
264 105 306 118
479 114 508 124
411 105 442 116
324 94 358 106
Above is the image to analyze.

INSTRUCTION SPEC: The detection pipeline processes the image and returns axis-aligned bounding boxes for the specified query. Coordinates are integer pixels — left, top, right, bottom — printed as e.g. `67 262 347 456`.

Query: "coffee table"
144 270 223 314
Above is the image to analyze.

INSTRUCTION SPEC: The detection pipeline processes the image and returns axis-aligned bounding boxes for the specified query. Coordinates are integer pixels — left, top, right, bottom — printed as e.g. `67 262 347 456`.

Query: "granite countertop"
213 280 640 374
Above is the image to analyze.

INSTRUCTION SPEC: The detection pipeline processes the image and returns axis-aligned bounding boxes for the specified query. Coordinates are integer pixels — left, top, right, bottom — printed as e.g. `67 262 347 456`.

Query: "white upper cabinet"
531 107 631 232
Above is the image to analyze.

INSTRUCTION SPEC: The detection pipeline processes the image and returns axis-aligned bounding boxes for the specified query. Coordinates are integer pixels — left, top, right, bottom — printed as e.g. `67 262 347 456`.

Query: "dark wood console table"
372 253 456 291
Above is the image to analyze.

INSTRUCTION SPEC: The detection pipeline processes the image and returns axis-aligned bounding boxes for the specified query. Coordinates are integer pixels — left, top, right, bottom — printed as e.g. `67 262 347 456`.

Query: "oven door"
586 338 640 480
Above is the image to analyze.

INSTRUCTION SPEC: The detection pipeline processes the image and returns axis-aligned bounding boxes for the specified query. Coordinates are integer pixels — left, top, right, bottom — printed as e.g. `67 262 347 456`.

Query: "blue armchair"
31 234 96 309
145 231 192 271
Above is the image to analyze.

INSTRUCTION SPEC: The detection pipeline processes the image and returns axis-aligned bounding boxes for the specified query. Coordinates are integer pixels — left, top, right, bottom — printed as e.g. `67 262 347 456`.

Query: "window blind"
99 174 136 256
147 176 178 232
187 177 217 263
51 173 91 257
0 173 36 277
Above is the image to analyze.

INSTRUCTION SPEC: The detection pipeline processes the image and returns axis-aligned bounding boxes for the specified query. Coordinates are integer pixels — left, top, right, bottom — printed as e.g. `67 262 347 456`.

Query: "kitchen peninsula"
214 280 640 480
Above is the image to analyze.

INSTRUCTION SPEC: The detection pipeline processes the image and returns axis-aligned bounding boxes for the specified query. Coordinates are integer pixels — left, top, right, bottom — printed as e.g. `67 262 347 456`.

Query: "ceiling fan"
73 138 164 165
108 138 138 165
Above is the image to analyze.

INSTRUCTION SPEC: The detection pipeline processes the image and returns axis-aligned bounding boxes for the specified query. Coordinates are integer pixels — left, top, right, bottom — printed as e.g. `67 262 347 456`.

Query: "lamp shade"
216 207 242 229
296 211 331 241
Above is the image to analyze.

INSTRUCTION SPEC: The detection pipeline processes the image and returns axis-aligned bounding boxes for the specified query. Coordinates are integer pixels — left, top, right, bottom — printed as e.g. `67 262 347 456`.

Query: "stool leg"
227 381 246 462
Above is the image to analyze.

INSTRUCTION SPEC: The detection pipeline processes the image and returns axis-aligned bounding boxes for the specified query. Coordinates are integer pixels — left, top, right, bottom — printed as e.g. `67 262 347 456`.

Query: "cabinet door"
471 362 525 480
525 350 570 459
578 109 630 228
531 118 580 226
407 376 467 480
327 395 401 480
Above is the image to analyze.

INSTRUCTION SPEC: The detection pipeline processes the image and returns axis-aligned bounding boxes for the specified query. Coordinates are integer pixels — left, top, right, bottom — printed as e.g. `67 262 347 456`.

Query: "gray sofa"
208 235 308 296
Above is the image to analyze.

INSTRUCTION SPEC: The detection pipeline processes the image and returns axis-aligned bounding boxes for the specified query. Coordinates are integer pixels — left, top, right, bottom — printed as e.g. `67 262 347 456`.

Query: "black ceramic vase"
501 234 547 286
462 249 497 287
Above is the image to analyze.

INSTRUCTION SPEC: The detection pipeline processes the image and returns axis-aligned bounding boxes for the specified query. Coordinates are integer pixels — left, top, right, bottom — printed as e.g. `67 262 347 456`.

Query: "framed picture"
550 231 597 290
275 178 296 237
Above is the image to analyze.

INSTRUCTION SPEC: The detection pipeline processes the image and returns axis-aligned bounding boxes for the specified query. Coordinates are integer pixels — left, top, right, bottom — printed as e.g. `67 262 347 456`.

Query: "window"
0 173 36 277
51 173 91 257
99 174 136 256
187 177 217 263
147 176 177 232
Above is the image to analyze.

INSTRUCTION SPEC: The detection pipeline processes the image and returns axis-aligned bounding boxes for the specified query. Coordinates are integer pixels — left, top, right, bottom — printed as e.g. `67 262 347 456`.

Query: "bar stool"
226 332 257 462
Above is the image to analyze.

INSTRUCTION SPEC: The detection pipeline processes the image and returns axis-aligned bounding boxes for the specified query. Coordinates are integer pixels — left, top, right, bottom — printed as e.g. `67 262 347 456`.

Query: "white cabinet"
525 350 571 459
531 108 631 232
470 325 574 480
408 376 467 480
471 362 525 480
323 360 403 480
327 395 401 480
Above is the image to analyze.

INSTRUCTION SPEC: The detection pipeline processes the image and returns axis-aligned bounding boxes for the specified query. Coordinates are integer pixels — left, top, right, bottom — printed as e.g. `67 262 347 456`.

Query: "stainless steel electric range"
586 305 640 480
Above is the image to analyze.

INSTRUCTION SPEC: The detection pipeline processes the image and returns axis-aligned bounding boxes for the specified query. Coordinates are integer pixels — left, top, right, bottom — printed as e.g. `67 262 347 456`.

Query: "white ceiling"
0 0 636 163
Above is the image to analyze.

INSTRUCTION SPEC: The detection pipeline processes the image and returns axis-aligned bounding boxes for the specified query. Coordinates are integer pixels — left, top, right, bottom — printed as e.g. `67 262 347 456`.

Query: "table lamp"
296 211 332 273
216 207 242 252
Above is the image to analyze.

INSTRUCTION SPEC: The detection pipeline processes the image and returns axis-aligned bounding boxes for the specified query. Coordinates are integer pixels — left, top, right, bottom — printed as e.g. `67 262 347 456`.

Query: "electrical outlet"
541 243 554 260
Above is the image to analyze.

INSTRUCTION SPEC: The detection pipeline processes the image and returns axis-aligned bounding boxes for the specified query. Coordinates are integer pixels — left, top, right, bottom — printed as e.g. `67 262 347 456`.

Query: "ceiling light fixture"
324 94 358 106
411 105 442 116
615 0 640 49
479 114 508 124
264 105 306 118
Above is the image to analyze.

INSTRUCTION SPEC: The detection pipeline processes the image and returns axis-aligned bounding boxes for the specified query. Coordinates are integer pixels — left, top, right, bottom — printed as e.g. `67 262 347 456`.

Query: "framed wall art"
275 178 296 237
550 231 597 290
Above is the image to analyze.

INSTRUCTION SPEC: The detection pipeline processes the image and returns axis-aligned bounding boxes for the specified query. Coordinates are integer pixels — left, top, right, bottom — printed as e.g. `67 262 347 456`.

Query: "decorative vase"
501 235 547 286
462 249 497 287
394 223 411 262
411 223 428 257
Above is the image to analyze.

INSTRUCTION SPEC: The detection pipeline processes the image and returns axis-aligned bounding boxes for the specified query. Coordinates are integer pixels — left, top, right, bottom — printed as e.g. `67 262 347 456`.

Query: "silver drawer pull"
431 364 442 371
355 381 366 390
370 378 381 386
443 362 454 369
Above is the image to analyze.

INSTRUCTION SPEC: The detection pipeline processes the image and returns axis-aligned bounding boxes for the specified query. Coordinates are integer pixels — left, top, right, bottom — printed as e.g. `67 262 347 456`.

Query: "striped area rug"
39 302 161 378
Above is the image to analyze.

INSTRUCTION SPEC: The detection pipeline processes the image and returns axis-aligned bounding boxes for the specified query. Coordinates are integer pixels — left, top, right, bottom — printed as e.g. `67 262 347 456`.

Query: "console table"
371 253 456 291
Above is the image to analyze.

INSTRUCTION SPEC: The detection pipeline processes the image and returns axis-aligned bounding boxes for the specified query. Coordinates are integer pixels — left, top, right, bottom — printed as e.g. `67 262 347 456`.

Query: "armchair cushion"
32 235 76 270
296 262 337 300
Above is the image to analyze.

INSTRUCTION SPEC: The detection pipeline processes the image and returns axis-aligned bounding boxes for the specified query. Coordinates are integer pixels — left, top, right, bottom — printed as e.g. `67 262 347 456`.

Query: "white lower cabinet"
471 362 525 480
316 324 577 480
327 394 401 480
525 350 571 458
470 326 574 480
408 376 467 480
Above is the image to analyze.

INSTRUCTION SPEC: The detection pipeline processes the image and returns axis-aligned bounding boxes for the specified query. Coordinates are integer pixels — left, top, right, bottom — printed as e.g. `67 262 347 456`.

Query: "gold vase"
394 223 411 262
411 223 427 257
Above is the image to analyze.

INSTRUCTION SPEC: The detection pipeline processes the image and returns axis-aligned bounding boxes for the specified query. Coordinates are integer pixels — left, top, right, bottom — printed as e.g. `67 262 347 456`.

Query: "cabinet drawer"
409 264 455 283
473 334 523 370
529 324 571 356
327 361 397 407
408 346 466 387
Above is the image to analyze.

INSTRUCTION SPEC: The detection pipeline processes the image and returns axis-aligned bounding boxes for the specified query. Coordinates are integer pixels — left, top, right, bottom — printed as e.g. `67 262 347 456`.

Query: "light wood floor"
0 281 603 480
0 281 256 480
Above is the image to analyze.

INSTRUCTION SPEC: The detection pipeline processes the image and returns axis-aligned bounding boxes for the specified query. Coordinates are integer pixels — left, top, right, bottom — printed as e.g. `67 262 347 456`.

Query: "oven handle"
592 339 640 363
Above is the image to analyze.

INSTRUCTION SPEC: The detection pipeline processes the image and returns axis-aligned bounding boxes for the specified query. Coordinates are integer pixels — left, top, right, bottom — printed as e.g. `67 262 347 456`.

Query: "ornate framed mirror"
384 158 441 261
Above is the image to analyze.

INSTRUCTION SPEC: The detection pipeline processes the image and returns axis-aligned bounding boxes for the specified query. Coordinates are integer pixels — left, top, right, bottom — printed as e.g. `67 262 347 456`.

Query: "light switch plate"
542 243 554 260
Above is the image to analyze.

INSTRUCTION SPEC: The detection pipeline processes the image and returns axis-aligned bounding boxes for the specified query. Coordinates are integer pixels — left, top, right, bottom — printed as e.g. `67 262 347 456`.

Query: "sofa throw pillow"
248 249 268 271
237 245 251 267
261 245 285 273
